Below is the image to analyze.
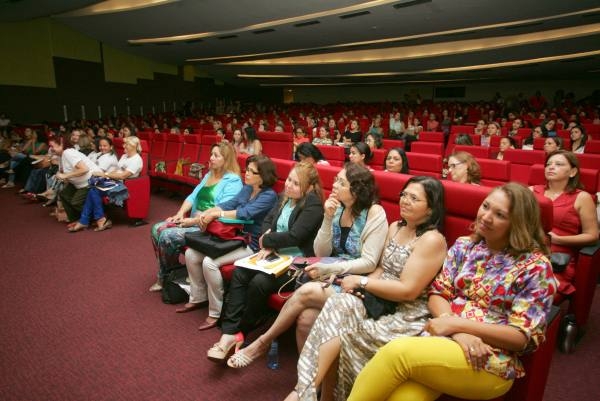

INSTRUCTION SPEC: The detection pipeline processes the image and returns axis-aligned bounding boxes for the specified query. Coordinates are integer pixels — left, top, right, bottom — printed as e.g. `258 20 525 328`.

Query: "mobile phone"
265 253 280 262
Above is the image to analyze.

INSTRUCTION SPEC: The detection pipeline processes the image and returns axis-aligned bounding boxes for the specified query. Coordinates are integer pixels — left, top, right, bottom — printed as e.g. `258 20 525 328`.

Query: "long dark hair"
398 176 445 236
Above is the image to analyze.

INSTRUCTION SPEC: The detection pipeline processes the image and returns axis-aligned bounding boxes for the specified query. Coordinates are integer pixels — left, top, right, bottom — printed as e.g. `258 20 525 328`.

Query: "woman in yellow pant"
349 183 557 401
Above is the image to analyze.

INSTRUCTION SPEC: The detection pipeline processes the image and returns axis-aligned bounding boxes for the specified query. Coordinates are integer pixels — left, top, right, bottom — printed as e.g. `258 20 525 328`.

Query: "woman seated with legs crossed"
286 176 447 401
207 161 325 361
149 142 243 292
348 183 557 401
68 136 142 232
228 163 388 368
182 155 279 331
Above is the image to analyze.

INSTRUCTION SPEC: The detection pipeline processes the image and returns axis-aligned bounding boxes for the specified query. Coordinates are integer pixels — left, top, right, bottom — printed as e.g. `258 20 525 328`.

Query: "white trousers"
184 246 254 319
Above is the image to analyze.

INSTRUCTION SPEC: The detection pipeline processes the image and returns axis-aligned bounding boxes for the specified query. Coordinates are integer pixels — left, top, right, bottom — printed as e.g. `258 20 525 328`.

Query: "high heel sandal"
227 337 266 369
207 332 244 363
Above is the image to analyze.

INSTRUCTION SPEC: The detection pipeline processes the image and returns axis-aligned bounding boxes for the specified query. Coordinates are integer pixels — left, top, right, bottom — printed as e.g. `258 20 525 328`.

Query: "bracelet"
220 211 225 218
438 312 454 318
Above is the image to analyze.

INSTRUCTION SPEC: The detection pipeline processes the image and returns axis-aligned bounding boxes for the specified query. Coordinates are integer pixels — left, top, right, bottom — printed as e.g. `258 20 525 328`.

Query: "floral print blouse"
429 237 557 380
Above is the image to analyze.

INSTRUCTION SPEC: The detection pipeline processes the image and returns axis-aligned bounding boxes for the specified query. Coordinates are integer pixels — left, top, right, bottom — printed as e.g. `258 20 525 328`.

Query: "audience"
348 183 556 401
288 176 447 401
348 142 373 169
227 164 387 369
184 155 278 331
207 162 324 361
149 142 243 292
296 143 329 165
447 151 481 185
384 147 409 173
48 132 101 224
68 136 143 232
570 125 587 154
242 127 263 155
496 136 516 160
544 137 563 154
530 150 598 298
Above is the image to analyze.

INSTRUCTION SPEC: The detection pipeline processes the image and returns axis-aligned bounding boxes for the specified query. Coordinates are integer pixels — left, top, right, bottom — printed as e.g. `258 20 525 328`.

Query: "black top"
261 191 324 257
343 131 362 144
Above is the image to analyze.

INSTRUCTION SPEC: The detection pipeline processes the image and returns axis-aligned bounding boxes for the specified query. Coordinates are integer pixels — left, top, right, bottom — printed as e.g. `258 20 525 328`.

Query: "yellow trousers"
347 336 513 401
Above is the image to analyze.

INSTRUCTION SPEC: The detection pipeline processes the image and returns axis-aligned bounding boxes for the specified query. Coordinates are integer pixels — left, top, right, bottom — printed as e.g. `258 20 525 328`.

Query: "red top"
533 185 582 295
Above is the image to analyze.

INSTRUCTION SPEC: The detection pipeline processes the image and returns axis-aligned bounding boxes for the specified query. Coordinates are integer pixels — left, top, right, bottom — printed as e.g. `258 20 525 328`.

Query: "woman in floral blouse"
347 183 557 401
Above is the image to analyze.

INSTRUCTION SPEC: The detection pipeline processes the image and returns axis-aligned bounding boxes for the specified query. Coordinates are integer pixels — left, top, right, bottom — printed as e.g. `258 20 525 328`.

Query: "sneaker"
6 169 14 174
1 182 15 188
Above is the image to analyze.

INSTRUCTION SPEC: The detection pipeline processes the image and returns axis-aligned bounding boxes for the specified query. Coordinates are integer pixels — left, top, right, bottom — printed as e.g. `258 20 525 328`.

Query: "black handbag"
362 291 397 320
550 252 571 273
161 268 189 304
184 230 246 259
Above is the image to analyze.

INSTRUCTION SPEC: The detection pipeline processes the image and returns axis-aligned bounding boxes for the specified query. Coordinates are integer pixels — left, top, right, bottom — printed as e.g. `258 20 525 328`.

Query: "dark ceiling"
2 0 600 87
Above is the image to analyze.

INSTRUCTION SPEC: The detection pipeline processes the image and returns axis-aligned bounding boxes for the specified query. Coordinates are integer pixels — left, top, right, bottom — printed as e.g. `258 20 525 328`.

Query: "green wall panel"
50 20 101 63
103 44 176 84
0 19 55 88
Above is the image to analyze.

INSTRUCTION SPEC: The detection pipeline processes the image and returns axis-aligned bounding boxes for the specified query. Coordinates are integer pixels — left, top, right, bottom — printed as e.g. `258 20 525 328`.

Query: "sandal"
227 350 255 369
94 219 113 232
68 222 88 232
207 333 244 363
227 337 266 369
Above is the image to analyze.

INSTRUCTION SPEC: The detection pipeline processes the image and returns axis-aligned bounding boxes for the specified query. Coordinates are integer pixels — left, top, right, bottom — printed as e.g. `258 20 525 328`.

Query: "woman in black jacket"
206 162 325 361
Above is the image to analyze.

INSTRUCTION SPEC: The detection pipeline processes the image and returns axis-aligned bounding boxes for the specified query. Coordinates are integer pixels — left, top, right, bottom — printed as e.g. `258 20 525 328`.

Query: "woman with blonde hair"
447 151 481 185
149 142 243 292
206 162 325 361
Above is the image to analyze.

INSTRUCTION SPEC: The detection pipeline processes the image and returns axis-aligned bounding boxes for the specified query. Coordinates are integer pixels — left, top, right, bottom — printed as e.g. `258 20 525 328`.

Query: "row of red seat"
137 130 600 197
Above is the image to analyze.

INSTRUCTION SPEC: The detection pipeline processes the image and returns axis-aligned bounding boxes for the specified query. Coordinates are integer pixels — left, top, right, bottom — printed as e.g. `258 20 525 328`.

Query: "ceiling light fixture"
236 49 600 79
129 0 398 44
58 0 178 17
186 7 600 62
224 23 600 65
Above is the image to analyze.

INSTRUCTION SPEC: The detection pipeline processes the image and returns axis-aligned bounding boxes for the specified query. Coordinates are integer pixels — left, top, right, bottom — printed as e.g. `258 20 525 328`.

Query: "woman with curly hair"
227 163 388 368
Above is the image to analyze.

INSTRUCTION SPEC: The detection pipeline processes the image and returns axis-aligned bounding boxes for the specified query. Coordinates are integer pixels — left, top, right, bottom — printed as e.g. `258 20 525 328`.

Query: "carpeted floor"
0 189 598 401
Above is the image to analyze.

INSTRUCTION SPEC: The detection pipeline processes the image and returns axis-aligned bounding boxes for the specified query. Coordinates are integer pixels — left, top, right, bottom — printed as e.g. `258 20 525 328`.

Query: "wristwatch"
359 276 369 290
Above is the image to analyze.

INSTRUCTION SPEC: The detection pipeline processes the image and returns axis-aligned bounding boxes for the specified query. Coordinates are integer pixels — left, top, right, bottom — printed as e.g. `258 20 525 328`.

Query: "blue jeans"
79 187 105 225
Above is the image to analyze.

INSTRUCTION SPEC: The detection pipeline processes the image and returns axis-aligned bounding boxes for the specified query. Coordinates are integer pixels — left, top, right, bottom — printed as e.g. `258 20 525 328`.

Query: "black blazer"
261 191 324 257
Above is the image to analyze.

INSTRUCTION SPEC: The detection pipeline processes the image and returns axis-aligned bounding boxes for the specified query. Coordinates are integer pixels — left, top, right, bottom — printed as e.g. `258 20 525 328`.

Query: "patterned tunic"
429 237 556 380
296 232 431 401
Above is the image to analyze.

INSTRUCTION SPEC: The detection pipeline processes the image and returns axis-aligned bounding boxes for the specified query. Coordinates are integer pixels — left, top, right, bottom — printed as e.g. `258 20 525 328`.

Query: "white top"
60 148 102 189
93 152 119 173
117 153 143 178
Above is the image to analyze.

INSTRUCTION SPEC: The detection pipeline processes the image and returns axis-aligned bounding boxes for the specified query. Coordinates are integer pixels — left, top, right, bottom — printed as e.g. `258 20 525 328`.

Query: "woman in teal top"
149 142 243 292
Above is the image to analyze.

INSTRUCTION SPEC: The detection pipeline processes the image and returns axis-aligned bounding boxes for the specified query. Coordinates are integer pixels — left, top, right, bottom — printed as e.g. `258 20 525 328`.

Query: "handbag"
184 218 252 259
362 291 397 320
189 163 204 179
161 268 189 304
550 252 571 273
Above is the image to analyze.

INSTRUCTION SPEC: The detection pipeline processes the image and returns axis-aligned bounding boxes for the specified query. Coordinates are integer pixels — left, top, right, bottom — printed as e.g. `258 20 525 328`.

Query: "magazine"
234 253 294 277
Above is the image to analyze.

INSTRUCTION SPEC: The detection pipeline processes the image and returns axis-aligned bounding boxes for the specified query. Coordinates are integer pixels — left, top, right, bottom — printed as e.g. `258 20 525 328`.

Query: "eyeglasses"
447 161 464 170
246 168 259 175
400 191 425 204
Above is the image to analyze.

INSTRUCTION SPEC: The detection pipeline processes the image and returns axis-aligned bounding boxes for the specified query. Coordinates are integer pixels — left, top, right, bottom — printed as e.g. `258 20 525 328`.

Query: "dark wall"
0 57 282 124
